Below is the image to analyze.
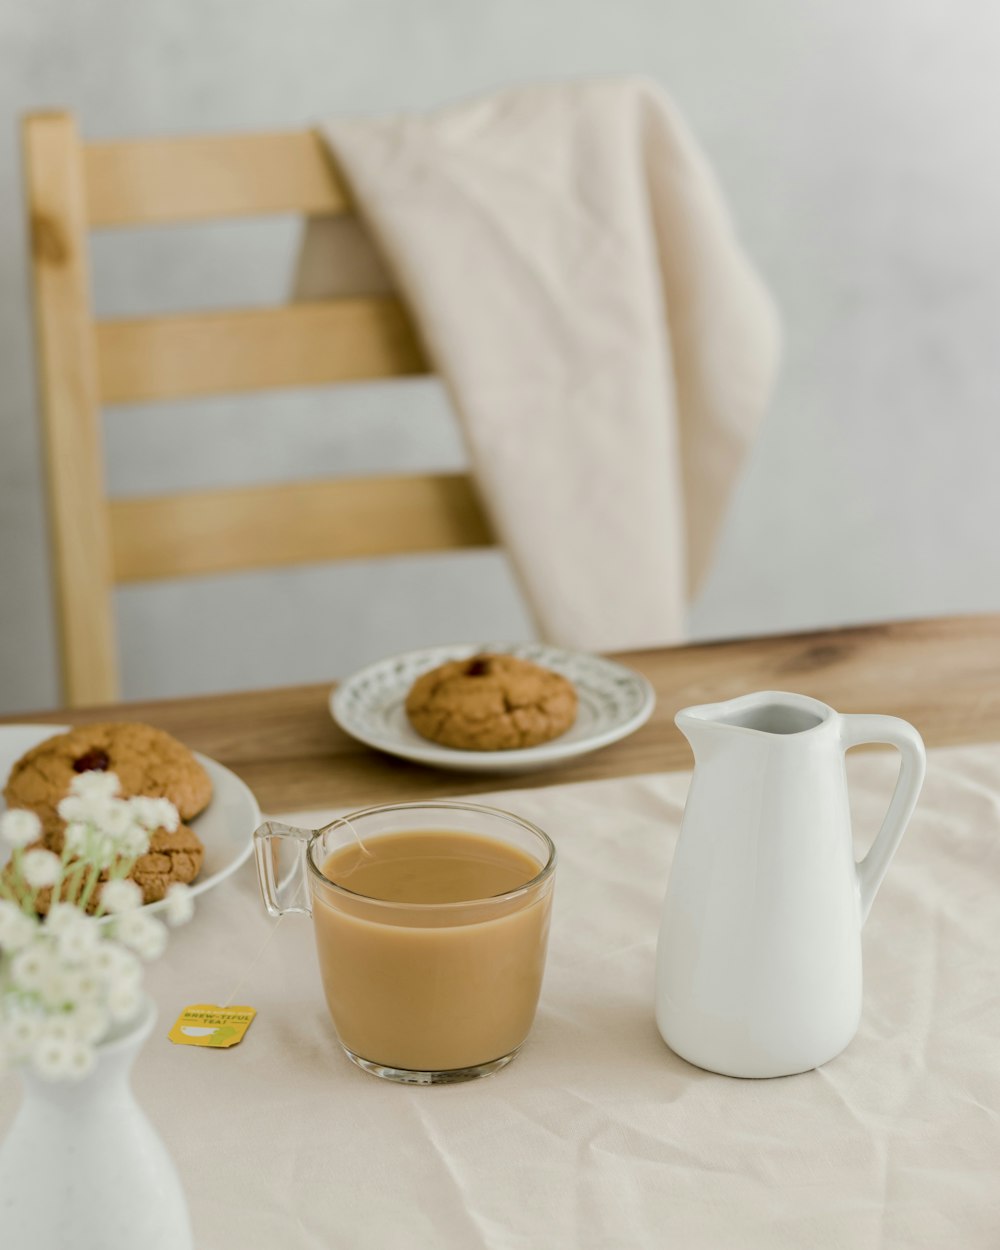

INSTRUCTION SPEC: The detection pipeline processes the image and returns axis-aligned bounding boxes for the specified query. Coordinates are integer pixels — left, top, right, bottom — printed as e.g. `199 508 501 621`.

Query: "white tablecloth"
3 743 999 1248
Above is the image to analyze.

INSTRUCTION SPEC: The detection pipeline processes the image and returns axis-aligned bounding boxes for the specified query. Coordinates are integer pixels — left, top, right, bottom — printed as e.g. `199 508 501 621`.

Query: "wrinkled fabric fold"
297 80 780 650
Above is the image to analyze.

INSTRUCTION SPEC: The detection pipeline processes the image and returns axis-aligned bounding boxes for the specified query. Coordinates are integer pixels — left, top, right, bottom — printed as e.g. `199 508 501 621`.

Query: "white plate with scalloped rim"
330 643 656 773
0 724 259 913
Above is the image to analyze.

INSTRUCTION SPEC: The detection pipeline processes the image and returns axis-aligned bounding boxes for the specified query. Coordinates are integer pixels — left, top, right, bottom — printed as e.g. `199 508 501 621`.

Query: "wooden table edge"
3 614 998 813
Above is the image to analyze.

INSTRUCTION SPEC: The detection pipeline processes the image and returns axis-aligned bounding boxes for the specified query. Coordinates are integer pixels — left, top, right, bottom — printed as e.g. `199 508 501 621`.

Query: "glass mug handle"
253 821 315 917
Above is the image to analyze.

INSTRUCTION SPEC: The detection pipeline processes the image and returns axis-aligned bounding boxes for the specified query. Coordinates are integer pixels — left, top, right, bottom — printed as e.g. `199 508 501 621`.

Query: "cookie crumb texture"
405 654 578 751
3 722 213 835
130 824 205 902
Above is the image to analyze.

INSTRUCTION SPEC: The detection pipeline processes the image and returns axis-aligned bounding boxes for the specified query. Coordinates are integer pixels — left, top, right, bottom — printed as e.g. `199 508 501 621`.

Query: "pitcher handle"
253 821 314 918
838 714 926 924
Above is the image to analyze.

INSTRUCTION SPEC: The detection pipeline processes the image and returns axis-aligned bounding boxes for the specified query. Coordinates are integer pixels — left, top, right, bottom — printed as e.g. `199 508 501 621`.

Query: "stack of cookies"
3 722 212 910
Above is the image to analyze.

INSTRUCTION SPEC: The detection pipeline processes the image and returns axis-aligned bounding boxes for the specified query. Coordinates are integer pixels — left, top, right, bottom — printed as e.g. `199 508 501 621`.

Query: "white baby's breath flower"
10 941 53 992
119 826 150 858
4 1009 43 1059
100 800 135 840
83 833 118 873
129 795 179 834
50 914 100 966
85 942 118 977
55 794 87 824
164 883 194 927
142 925 167 961
44 962 103 1012
116 949 143 988
62 821 89 856
0 808 42 848
64 1041 96 1079
70 1001 109 1045
126 797 157 828
100 878 143 915
69 770 121 801
15 1007 96 1079
37 965 77 1011
21 848 63 889
87 941 142 987
45 902 81 934
0 900 38 952
41 1016 78 1045
66 966 104 1004
32 1035 73 1080
153 798 178 833
58 791 113 829
46 903 98 950
107 984 142 1024
114 911 167 961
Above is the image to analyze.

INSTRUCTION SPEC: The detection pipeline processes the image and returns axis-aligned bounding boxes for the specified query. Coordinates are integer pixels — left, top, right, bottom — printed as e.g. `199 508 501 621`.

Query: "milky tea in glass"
254 802 556 1083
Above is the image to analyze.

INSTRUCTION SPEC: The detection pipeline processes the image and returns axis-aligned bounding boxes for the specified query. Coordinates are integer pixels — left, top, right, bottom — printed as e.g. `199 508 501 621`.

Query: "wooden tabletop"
3 615 998 814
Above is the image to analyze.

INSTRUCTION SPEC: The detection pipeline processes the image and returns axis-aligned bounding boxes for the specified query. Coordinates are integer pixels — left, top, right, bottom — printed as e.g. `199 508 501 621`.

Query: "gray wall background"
1 0 998 713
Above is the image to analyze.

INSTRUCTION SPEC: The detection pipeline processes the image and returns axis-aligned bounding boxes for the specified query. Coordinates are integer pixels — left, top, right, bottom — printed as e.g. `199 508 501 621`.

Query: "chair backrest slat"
84 131 350 226
23 111 492 706
97 298 429 404
109 474 494 582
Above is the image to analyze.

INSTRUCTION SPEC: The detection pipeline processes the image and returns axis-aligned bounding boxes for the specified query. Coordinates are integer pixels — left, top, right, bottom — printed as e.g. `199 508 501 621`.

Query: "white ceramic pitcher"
655 690 926 1078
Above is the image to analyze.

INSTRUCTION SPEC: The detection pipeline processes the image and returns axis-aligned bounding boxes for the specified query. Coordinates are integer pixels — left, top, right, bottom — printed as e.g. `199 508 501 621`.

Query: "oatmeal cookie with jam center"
3 722 212 835
405 653 578 751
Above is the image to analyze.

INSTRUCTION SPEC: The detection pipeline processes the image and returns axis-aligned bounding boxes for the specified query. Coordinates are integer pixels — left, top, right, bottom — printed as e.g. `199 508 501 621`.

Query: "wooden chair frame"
22 112 492 706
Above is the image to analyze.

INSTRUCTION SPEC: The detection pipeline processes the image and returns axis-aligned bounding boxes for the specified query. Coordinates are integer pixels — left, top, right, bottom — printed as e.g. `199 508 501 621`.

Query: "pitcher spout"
675 691 835 751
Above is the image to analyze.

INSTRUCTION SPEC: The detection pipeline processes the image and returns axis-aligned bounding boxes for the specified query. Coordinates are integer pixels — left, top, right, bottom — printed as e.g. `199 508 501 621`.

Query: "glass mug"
254 802 557 1085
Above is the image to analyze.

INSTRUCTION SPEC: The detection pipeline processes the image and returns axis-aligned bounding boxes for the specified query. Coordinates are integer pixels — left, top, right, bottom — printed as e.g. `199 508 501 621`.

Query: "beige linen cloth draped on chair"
297 79 780 651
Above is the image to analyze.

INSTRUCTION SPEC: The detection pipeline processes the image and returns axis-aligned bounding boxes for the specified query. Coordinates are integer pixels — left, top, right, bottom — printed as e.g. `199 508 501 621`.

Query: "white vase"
0 998 193 1250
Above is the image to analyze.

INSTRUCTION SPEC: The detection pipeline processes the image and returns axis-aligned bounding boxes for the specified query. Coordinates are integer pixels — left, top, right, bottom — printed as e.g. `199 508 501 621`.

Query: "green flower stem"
61 859 88 908
76 863 102 915
58 824 95 907
0 875 23 905
8 848 38 917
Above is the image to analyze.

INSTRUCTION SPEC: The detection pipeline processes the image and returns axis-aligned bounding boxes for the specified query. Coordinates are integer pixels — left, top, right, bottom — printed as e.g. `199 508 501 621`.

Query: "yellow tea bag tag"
168 1004 256 1049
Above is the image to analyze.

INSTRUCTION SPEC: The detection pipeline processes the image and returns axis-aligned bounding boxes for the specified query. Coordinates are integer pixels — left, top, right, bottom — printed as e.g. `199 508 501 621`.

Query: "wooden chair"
22 112 493 706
